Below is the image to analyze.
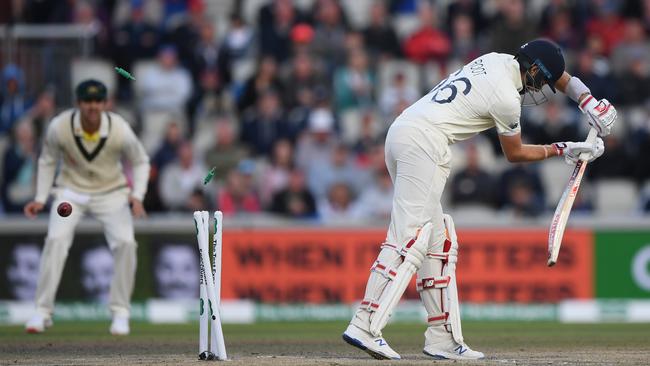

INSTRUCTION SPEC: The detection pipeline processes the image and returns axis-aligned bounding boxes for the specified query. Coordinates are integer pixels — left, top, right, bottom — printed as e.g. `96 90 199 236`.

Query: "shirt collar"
73 110 109 137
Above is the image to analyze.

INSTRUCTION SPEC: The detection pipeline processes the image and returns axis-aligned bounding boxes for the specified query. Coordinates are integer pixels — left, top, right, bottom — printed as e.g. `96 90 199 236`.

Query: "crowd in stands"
2 0 650 221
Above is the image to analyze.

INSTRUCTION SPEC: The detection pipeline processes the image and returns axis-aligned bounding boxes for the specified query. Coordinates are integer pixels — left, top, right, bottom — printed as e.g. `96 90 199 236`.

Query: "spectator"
20 87 56 142
158 141 205 211
164 1 204 65
449 143 496 208
270 168 317 218
498 164 545 214
379 71 419 121
187 68 234 131
190 19 231 84
616 55 650 106
222 13 257 63
587 135 635 180
446 0 487 37
572 49 617 104
488 0 537 55
353 167 394 221
333 49 375 111
216 160 261 216
112 4 160 100
542 8 582 50
353 113 384 163
1 64 31 134
307 143 366 199
137 45 193 115
525 98 580 145
259 139 293 206
1 121 37 212
362 1 402 60
611 20 650 76
282 52 327 111
151 121 183 174
237 56 284 114
203 117 249 184
295 107 338 172
585 1 626 56
449 13 481 63
258 0 303 62
240 90 290 157
317 181 359 222
311 0 349 69
403 2 451 64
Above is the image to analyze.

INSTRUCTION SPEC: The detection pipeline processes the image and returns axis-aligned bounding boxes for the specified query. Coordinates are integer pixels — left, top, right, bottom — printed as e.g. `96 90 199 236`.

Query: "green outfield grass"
2 321 650 365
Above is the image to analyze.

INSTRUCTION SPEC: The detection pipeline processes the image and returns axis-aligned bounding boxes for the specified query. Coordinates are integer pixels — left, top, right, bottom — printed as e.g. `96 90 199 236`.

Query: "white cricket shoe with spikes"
423 337 484 360
25 313 53 333
342 323 401 360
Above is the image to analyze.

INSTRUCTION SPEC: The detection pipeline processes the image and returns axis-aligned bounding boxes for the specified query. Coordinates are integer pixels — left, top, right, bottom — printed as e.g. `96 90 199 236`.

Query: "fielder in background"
23 79 150 335
342 39 617 360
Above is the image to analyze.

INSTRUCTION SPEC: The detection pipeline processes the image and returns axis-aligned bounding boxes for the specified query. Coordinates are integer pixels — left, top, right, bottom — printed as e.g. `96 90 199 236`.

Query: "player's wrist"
552 143 566 156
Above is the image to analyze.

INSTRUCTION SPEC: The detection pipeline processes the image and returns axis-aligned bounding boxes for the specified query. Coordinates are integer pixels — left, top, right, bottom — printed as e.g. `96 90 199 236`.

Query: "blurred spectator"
403 2 451 64
587 135 635 180
270 168 317 218
259 139 293 206
158 141 205 211
307 143 366 199
295 107 338 171
164 1 203 65
572 49 617 104
71 0 111 57
498 164 545 215
138 45 193 115
489 0 537 55
616 56 650 106
222 13 257 63
525 98 580 144
449 13 481 63
216 160 261 216
446 0 487 37
190 19 231 84
611 20 650 76
240 90 290 156
21 88 56 141
318 181 359 222
379 71 419 121
258 0 303 62
204 117 249 183
353 167 394 221
1 64 31 134
363 1 402 60
585 0 626 56
187 68 234 131
112 4 160 100
152 121 183 174
449 143 496 208
334 49 375 111
353 113 384 163
311 0 350 69
282 52 327 111
237 56 285 113
1 121 36 212
542 8 582 50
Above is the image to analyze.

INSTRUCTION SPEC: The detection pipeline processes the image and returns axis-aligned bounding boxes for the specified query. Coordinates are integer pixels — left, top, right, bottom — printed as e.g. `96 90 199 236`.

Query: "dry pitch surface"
1 321 650 365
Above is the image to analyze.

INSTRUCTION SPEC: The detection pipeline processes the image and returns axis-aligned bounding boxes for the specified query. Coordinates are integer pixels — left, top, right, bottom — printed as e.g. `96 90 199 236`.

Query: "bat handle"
578 128 598 161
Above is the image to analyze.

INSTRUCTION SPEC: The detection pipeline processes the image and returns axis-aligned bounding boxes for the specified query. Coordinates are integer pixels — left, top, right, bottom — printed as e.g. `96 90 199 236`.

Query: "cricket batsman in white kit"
23 79 150 335
343 39 617 359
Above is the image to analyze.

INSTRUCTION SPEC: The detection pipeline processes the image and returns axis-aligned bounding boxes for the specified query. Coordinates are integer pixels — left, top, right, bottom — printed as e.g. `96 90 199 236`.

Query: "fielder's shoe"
342 323 401 360
110 315 130 336
423 339 484 360
25 313 53 333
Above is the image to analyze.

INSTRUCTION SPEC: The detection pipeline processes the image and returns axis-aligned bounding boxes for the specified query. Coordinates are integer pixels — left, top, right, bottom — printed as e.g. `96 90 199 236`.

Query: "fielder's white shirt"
396 52 524 144
35 109 150 203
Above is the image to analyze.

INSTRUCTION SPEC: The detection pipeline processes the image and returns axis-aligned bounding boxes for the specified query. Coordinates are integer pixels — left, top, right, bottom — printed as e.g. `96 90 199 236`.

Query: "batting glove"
553 138 605 165
579 96 616 136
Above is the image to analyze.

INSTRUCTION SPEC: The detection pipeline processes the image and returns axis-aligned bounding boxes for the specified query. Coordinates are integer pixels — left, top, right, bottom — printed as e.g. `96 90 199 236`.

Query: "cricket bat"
547 128 598 267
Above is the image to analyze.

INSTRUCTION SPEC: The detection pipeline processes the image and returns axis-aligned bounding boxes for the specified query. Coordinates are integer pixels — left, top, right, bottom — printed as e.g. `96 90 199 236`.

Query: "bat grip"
578 128 598 161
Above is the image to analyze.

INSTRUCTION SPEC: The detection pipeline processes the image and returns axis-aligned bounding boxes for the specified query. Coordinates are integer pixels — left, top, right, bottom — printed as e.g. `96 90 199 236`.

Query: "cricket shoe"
342 323 401 360
25 313 53 333
423 339 484 360
110 315 130 335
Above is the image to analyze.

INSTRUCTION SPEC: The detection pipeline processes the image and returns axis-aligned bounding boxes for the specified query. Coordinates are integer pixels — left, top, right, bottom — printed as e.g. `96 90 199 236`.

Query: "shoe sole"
342 333 395 360
423 349 485 360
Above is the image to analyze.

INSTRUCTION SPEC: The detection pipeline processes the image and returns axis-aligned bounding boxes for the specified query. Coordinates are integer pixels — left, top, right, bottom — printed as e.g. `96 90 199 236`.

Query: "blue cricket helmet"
516 39 565 92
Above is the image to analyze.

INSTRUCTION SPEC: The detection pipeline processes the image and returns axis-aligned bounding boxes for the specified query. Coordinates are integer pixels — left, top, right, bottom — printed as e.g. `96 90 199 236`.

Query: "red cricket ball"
57 202 73 217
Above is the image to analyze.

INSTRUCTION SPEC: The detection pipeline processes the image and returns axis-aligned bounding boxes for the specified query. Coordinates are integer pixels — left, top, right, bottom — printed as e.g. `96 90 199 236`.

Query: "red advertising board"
220 228 593 303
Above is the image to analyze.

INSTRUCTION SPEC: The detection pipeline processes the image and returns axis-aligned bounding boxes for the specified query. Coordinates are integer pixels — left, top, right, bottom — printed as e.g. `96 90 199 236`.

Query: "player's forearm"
130 162 150 201
34 160 57 204
507 144 558 162
556 72 591 103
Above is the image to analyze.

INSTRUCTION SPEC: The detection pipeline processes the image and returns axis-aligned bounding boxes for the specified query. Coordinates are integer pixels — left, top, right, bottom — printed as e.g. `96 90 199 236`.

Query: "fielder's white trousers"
34 187 137 318
384 121 452 249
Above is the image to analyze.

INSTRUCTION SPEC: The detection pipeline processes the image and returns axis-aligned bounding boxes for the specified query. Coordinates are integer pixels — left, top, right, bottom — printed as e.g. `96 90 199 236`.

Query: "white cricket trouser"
34 187 137 318
384 121 452 249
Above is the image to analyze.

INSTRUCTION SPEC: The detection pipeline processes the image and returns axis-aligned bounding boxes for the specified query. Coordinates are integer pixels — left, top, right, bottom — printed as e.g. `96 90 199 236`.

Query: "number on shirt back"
430 68 472 104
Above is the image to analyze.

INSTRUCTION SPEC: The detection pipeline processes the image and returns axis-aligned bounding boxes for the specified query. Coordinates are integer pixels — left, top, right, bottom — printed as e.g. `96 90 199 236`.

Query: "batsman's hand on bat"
129 196 147 218
552 138 604 165
579 95 616 136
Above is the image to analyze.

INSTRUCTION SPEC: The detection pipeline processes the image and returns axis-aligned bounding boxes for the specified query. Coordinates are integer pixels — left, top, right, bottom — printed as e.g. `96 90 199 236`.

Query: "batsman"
343 39 617 360
23 80 150 335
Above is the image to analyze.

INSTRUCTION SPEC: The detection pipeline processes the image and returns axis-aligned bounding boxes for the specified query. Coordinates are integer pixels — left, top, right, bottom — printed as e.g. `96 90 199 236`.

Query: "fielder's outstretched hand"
24 201 44 219
129 196 147 219
579 96 616 136
552 138 605 164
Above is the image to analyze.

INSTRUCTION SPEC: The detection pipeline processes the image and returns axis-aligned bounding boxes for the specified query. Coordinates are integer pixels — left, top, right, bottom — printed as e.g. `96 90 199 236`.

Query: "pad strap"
427 312 449 326
416 276 451 291
371 261 398 281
